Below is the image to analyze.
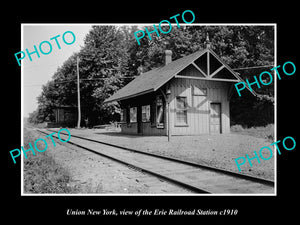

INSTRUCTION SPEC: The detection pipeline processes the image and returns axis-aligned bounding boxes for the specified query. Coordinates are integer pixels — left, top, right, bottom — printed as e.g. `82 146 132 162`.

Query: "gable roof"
104 48 253 103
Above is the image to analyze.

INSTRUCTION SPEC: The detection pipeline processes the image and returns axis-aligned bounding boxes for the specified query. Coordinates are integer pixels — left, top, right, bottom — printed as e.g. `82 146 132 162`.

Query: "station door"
210 103 221 134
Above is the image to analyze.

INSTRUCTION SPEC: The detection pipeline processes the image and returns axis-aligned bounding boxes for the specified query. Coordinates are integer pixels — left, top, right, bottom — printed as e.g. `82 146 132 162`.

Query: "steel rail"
47 129 274 187
36 129 210 194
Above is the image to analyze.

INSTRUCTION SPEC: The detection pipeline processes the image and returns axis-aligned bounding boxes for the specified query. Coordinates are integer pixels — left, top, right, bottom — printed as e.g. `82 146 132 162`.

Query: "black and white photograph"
21 24 275 195
3 5 298 224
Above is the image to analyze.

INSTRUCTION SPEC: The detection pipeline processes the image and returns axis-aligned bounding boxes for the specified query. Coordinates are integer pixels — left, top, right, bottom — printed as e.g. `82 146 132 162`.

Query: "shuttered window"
120 109 126 123
176 97 188 125
156 96 164 128
142 105 150 122
130 107 137 123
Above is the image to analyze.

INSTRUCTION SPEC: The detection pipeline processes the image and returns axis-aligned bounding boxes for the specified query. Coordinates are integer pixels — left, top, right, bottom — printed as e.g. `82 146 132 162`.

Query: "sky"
22 24 92 117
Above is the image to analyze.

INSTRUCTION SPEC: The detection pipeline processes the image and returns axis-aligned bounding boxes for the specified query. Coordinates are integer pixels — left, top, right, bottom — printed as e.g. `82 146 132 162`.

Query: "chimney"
165 50 172 65
205 33 211 49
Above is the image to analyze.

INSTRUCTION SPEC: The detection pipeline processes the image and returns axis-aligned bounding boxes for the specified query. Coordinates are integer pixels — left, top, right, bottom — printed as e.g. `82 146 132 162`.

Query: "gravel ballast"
54 128 275 181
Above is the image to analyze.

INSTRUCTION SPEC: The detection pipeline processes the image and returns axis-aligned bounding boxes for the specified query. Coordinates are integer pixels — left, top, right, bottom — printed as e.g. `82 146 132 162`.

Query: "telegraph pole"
77 56 81 128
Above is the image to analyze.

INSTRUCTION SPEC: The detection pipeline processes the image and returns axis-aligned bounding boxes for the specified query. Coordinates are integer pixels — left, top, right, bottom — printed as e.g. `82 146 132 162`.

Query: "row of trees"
28 25 274 127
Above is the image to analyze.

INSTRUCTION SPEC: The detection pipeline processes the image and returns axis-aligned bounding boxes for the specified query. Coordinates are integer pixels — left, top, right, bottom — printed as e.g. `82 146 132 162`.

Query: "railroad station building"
104 40 248 136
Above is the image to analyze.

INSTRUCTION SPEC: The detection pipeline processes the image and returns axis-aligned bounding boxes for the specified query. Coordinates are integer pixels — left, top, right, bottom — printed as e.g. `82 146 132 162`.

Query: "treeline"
28 25 274 127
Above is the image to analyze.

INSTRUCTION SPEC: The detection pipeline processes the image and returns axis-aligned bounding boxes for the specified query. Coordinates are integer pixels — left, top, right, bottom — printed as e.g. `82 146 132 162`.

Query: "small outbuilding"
47 106 77 128
104 40 249 136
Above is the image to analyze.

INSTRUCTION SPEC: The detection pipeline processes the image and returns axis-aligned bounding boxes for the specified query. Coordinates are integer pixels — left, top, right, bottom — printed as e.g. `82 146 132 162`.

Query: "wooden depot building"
104 39 248 136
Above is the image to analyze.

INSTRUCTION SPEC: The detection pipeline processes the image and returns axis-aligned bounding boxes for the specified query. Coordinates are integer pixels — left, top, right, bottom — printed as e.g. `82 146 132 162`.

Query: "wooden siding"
142 122 166 135
168 78 230 135
120 122 166 135
119 93 167 135
119 79 231 135
121 122 137 134
120 77 231 136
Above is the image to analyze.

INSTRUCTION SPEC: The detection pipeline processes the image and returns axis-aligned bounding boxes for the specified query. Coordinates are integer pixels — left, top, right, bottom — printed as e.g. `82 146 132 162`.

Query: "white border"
21 24 24 195
21 23 277 197
274 23 277 196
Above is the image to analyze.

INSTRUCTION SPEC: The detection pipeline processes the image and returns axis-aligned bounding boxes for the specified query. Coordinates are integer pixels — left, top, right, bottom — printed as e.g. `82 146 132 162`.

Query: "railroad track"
36 128 274 194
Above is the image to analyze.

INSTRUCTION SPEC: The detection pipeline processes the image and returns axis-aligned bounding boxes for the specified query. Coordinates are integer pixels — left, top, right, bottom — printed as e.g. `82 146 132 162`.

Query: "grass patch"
231 124 274 141
23 129 77 193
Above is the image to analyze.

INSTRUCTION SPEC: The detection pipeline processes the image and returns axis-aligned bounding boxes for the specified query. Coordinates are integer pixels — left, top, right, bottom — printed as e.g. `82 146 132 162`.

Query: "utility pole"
77 56 81 128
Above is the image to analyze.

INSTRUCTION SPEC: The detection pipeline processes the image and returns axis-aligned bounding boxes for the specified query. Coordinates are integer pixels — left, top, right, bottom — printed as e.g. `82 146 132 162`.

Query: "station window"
120 108 126 123
130 107 137 123
176 96 188 125
156 96 164 128
142 105 150 122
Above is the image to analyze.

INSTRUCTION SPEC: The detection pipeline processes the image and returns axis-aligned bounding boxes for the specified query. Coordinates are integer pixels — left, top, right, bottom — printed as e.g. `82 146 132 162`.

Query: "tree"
35 26 129 125
34 25 274 127
127 25 274 127
78 26 129 124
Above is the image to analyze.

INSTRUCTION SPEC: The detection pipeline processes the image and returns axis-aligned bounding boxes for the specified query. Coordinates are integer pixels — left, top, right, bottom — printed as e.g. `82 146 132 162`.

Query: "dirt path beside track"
25 128 193 194
53 128 275 181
